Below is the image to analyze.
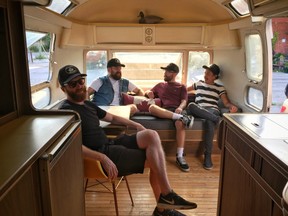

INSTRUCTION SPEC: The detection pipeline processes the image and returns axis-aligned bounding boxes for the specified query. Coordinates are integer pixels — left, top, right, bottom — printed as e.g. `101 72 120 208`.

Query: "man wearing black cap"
145 63 194 172
186 64 238 170
58 65 197 216
88 58 144 115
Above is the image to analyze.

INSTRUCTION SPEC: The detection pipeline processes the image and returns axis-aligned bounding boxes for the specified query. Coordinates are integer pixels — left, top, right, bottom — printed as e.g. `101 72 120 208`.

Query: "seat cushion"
130 113 205 130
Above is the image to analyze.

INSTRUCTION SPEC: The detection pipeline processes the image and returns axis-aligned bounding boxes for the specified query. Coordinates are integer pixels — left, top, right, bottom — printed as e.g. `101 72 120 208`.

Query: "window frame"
26 30 55 109
85 49 212 90
244 32 264 84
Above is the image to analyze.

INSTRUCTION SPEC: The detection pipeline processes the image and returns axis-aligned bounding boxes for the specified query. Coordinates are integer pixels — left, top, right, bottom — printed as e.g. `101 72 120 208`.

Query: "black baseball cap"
203 64 220 76
58 65 87 87
107 58 125 68
160 63 179 73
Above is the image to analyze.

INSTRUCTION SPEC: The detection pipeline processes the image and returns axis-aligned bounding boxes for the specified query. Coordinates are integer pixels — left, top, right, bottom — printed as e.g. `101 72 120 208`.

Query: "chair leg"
112 181 119 216
124 176 134 206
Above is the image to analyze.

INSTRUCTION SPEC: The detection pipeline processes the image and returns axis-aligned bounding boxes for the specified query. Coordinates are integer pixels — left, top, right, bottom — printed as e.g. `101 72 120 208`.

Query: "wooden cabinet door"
39 123 85 216
0 165 42 216
218 149 273 216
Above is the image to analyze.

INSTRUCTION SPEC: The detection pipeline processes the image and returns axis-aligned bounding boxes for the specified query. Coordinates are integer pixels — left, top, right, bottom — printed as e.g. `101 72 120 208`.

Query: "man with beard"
88 58 144 115
144 63 194 172
58 65 197 216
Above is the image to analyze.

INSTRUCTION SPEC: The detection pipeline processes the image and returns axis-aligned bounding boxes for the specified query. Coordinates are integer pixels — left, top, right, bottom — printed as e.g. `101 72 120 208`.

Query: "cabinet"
0 165 42 216
217 114 288 216
39 122 84 216
0 1 85 215
0 115 85 216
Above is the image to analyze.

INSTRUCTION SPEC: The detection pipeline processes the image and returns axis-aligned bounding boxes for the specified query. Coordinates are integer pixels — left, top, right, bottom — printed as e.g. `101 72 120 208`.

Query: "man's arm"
128 80 144 96
179 99 187 110
187 84 195 93
144 90 155 99
220 94 238 113
102 111 146 131
132 87 145 96
87 78 102 97
82 145 118 180
175 99 187 114
87 87 95 96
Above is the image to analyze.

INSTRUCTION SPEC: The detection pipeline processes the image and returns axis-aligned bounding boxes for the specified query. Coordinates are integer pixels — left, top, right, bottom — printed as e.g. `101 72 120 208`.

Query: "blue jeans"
186 102 220 154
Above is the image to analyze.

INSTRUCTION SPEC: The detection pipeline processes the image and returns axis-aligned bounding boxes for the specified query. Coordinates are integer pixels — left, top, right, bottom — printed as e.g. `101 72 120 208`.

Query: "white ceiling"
66 0 234 24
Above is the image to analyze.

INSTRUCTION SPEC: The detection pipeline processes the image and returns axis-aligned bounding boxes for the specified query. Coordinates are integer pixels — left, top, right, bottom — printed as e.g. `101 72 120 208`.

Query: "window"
26 30 54 108
247 87 263 110
245 34 263 83
86 51 185 90
31 87 51 109
230 0 250 16
46 0 72 14
187 51 210 85
114 52 183 90
86 50 211 90
86 50 108 86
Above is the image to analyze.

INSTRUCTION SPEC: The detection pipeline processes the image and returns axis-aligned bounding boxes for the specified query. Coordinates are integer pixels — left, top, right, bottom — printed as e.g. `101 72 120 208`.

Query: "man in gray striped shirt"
186 64 238 170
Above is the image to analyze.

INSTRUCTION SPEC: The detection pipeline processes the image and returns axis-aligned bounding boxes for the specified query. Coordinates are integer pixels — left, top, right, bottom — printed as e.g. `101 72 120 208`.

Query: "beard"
110 71 121 80
164 76 172 82
68 85 87 102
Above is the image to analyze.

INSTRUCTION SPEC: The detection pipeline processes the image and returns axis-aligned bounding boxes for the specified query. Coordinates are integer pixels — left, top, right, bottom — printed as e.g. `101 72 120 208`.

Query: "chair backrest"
83 157 108 179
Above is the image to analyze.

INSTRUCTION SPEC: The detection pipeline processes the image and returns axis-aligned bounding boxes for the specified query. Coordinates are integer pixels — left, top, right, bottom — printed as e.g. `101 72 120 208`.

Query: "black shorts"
101 134 146 176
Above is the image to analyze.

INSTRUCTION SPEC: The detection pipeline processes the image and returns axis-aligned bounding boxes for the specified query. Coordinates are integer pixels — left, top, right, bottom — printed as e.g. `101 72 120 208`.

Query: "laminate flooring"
85 154 221 216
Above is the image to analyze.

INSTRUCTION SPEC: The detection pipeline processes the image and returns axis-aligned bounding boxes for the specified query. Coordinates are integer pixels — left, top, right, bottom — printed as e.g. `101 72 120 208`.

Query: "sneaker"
176 156 190 172
153 207 187 216
180 115 194 128
181 109 187 116
157 190 197 210
203 153 213 170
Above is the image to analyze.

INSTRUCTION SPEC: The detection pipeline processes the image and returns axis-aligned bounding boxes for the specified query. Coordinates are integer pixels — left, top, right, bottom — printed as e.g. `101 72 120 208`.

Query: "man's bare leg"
136 129 197 210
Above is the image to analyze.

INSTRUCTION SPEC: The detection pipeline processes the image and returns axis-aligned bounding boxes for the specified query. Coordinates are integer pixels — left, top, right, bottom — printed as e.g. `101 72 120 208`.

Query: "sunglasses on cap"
64 78 85 88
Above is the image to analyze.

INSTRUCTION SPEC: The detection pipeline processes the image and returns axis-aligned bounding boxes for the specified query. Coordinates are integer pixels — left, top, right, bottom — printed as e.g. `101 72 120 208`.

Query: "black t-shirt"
60 100 109 150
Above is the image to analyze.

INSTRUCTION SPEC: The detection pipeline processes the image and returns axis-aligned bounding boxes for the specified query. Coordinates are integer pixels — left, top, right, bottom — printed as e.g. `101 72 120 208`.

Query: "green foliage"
29 46 38 52
284 61 288 73
273 53 284 64
272 31 279 52
41 34 51 51
35 54 46 60
273 53 288 73
29 33 51 53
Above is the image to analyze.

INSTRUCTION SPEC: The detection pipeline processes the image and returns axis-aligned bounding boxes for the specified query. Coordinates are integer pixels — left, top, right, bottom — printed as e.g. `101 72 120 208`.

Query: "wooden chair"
83 157 134 216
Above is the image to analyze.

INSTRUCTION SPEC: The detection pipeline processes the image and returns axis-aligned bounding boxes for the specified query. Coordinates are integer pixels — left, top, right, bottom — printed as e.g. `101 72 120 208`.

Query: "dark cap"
203 64 220 76
58 65 87 87
107 58 125 68
160 63 179 73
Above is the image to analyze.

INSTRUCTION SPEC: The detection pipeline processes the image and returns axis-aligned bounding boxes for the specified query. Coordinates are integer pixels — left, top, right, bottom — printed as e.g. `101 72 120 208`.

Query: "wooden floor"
85 154 221 216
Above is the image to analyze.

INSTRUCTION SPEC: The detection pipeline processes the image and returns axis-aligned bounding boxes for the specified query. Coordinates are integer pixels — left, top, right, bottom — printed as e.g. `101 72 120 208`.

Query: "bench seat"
127 112 221 156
